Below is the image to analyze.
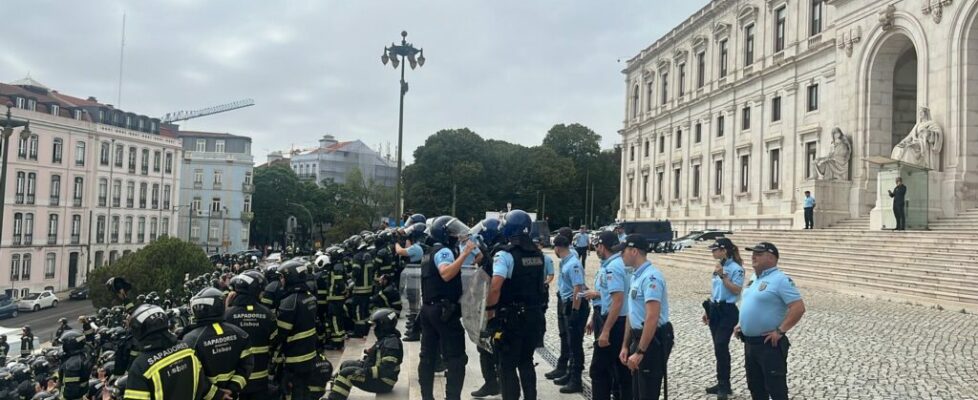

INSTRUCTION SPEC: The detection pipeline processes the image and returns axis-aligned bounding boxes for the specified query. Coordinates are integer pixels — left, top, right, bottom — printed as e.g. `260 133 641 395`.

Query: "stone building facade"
618 0 978 233
175 131 255 254
289 135 397 187
0 77 181 295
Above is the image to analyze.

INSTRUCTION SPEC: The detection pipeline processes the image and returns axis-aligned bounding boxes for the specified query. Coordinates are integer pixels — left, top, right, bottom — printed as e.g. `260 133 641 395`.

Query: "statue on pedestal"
890 107 943 169
815 127 852 180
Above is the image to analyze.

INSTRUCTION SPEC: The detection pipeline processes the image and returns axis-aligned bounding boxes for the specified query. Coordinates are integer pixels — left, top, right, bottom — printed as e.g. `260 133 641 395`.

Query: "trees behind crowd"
403 123 621 227
88 236 213 308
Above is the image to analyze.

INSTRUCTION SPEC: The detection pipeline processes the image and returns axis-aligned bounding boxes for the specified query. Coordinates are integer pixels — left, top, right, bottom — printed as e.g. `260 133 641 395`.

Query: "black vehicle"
530 220 551 247
618 220 674 252
69 286 90 300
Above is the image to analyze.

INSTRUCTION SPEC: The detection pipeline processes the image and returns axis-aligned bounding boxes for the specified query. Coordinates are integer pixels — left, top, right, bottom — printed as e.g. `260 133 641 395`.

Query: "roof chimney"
87 96 97 102
319 135 338 149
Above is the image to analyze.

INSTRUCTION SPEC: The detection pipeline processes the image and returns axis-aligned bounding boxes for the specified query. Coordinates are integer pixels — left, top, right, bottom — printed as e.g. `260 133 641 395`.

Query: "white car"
17 290 58 312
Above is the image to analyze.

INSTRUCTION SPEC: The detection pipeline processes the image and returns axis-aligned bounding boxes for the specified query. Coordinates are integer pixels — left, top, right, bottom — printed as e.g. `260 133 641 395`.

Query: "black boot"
559 373 583 394
705 384 720 395
544 366 567 380
553 373 571 386
716 383 733 399
470 382 500 398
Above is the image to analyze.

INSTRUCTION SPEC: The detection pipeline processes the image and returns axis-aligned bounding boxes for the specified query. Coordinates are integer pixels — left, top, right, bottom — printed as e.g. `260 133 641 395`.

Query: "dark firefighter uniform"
226 272 279 399
350 247 376 338
317 253 348 350
273 261 320 400
182 311 254 396
326 308 403 400
373 237 396 284
370 277 402 316
306 353 334 397
0 336 9 364
489 240 547 400
59 331 92 400
260 279 282 310
124 304 216 400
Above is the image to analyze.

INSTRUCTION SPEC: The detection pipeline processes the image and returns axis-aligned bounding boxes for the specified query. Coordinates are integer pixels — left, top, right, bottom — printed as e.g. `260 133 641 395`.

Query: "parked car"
0 326 39 351
69 286 90 300
265 252 283 263
672 229 733 251
530 221 551 247
17 290 59 312
0 295 19 319
619 221 674 252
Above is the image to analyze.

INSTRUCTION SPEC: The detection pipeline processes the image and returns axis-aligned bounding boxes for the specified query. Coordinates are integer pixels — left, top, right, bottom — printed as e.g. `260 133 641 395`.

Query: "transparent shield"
460 265 489 350
399 262 422 317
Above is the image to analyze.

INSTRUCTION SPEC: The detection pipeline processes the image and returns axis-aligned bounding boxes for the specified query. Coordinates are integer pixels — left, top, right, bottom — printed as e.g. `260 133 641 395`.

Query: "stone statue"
890 107 943 169
815 128 852 180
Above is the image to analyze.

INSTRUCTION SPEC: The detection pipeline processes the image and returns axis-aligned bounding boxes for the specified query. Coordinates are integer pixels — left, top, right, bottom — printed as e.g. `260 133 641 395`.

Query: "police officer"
584 231 631 400
394 222 426 342
272 260 320 400
551 235 589 393
737 242 806 400
418 216 472 400
123 304 216 400
484 210 546 400
319 247 349 350
470 218 503 398
702 238 745 399
619 234 673 400
59 330 91 400
225 270 278 399
572 226 590 267
325 308 403 400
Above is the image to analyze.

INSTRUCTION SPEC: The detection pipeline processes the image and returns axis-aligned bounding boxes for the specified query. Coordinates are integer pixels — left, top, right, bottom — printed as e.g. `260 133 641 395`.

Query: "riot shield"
460 264 490 350
399 263 422 319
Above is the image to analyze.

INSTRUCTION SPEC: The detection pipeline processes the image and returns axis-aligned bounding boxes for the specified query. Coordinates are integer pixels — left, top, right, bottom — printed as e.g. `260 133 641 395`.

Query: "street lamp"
382 30 424 225
0 104 31 250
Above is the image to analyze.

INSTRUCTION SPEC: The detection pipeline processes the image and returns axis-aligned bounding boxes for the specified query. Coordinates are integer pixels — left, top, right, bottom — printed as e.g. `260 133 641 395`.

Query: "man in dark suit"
888 177 907 230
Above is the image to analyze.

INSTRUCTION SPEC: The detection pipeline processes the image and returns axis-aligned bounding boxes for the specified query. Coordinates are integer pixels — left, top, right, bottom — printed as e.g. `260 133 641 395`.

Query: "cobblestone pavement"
537 250 978 400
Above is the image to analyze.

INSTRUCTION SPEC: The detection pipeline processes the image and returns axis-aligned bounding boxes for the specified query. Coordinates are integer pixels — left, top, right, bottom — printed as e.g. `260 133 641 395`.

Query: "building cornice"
625 0 737 74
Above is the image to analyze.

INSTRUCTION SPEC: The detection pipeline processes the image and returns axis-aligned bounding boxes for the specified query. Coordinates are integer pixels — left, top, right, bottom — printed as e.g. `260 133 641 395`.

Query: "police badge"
758 282 768 291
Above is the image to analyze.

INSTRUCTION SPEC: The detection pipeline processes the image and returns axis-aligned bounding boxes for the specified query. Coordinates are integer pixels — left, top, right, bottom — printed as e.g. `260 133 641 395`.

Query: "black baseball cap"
553 235 571 248
595 231 619 249
745 242 779 258
708 237 735 252
613 234 649 252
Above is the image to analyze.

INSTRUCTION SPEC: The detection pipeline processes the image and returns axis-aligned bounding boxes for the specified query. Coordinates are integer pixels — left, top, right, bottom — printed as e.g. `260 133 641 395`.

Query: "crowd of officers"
1 209 807 400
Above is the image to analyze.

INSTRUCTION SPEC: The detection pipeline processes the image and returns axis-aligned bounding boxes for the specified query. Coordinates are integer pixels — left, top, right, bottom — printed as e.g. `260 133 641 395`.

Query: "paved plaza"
535 250 978 400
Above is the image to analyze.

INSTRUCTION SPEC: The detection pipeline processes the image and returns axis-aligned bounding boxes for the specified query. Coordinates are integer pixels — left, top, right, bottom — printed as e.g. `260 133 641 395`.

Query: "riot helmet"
428 216 470 245
369 308 398 337
403 222 427 241
501 209 532 238
407 213 426 225
59 330 86 354
128 304 170 341
471 218 501 245
189 287 225 322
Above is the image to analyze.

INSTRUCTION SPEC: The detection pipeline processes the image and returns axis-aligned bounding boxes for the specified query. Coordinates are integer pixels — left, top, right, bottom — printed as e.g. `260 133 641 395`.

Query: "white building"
0 77 181 295
288 135 396 187
618 0 978 232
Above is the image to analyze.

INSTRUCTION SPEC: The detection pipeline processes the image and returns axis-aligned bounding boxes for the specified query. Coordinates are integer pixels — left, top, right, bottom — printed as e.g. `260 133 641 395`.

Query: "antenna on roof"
117 12 126 107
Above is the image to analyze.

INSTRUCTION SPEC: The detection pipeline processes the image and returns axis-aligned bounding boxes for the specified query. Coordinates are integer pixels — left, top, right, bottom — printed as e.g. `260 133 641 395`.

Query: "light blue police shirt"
573 233 590 248
596 253 628 316
804 196 816 208
544 255 555 278
434 247 455 270
459 242 482 265
712 258 745 303
618 233 627 243
558 253 585 301
491 251 515 278
627 261 669 330
739 267 802 337
406 243 423 263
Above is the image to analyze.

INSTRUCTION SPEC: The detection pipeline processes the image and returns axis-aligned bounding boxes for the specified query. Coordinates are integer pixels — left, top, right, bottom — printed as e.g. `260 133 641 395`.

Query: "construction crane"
161 98 255 124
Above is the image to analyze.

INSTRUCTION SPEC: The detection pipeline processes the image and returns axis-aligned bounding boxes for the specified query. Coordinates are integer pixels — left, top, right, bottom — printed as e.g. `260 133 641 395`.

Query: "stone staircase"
929 207 978 230
656 229 978 311
829 216 870 229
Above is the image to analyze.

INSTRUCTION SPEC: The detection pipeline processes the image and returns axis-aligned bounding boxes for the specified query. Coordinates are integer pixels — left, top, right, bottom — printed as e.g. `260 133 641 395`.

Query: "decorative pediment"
691 35 709 51
656 58 672 71
673 49 690 63
713 22 731 39
738 4 759 26
765 0 789 9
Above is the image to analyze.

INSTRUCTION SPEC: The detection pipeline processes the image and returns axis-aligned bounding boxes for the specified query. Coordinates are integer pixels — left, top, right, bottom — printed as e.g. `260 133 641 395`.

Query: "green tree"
325 167 394 242
88 236 213 308
251 164 302 247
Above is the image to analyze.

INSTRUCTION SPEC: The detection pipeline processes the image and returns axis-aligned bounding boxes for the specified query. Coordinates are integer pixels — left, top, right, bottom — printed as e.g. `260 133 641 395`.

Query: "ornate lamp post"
0 104 32 249
382 31 425 225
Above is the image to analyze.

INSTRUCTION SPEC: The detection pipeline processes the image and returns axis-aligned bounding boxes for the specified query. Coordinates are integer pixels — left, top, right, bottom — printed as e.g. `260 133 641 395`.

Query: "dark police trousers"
562 298 590 374
743 335 791 400
629 323 674 400
589 311 631 400
477 345 499 389
418 301 467 400
803 207 814 229
707 302 739 387
894 205 906 230
494 305 544 400
576 247 588 267
554 294 569 370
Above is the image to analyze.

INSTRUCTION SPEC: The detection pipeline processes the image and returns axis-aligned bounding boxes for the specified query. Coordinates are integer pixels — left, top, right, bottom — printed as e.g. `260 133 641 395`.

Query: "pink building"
0 76 182 297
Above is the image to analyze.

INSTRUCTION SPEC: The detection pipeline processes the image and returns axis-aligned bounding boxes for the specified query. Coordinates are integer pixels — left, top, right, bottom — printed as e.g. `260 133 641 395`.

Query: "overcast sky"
1 0 708 164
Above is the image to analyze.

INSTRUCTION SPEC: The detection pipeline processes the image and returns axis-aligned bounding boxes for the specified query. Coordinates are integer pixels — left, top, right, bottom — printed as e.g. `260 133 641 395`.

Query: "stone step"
735 230 978 245
719 237 978 262
727 234 978 255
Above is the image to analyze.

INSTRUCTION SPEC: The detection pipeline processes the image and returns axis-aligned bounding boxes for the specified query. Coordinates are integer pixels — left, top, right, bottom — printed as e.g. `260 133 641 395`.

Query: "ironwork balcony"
242 183 255 193
240 211 254 222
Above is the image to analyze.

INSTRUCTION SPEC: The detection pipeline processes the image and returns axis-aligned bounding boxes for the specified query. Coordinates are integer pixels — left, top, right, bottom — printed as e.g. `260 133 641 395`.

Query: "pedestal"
795 180 852 229
868 158 932 230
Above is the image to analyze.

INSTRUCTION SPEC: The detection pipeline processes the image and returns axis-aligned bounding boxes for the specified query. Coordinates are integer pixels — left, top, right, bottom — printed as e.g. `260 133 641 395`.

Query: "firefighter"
272 260 320 400
225 270 278 399
182 287 254 400
325 308 403 400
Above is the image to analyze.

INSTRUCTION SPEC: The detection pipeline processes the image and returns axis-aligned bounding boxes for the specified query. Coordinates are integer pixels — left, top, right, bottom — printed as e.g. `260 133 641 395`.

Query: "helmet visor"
444 218 471 239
